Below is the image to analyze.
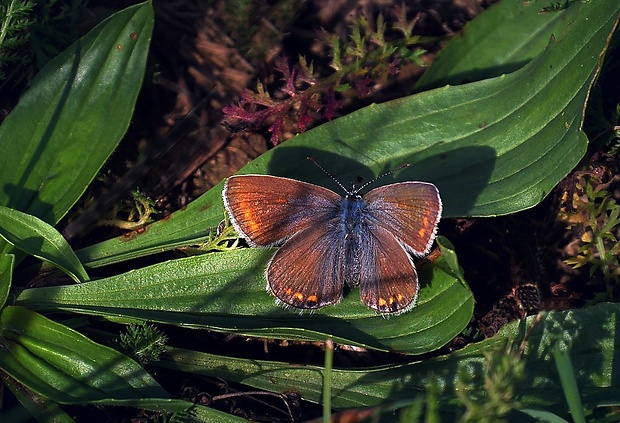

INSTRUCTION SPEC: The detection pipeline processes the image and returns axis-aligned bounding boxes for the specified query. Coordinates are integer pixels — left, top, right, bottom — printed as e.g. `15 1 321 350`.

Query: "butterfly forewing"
267 223 346 309
358 225 419 314
223 175 341 246
364 182 442 255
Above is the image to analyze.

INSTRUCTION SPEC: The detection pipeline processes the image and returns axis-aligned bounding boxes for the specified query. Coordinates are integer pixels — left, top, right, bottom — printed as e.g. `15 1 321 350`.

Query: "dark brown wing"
267 223 346 309
358 225 419 314
364 181 442 256
222 175 341 246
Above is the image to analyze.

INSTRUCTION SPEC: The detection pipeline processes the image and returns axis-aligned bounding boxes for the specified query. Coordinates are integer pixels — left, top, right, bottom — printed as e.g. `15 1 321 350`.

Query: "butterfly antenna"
356 163 410 192
307 157 410 194
306 157 349 193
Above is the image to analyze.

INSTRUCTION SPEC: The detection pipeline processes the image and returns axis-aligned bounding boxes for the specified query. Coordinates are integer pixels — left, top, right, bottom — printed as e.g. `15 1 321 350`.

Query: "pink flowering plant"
223 8 425 144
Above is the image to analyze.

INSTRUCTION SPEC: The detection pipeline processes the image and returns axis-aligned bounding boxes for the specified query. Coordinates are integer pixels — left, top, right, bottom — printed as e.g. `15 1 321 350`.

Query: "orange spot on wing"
243 210 261 234
418 216 430 238
234 199 262 235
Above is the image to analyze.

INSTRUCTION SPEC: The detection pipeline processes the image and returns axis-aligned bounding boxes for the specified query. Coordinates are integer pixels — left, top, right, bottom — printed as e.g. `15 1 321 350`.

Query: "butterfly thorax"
341 196 366 233
339 196 368 286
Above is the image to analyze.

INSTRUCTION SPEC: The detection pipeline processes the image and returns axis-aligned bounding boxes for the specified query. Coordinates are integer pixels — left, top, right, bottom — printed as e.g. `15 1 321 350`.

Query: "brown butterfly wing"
364 181 442 255
223 175 341 246
267 222 346 309
358 225 419 314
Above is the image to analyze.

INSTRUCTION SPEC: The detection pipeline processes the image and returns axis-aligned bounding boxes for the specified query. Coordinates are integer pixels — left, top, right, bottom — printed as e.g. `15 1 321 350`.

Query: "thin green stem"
323 338 333 423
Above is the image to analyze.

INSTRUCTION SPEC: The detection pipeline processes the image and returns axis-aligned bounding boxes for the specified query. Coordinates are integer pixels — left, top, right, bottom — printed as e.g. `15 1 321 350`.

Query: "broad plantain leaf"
17 237 473 355
0 206 89 283
0 2 154 255
0 306 244 420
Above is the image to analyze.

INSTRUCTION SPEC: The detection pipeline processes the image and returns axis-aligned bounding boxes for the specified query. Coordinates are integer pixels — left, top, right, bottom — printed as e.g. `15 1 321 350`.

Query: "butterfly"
222 165 442 314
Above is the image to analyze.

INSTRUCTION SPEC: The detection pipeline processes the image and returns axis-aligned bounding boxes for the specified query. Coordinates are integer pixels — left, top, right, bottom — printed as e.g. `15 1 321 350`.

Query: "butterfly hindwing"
358 225 419 314
364 181 442 255
267 223 346 309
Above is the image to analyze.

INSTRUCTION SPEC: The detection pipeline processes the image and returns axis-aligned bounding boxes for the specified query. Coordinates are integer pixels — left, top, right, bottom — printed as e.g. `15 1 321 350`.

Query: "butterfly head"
345 183 364 200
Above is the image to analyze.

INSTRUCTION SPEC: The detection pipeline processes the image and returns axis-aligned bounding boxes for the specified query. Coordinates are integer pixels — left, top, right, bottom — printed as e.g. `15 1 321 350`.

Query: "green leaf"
415 0 583 90
75 0 618 269
0 253 13 308
553 343 586 423
0 373 76 423
16 242 473 355
0 306 169 403
0 1 154 252
0 313 269 421
155 303 620 416
0 308 246 421
0 206 89 283
518 409 571 422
